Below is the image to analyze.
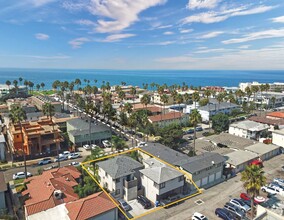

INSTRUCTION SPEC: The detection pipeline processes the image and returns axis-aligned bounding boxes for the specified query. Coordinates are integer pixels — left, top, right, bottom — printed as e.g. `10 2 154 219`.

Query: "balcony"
123 177 137 189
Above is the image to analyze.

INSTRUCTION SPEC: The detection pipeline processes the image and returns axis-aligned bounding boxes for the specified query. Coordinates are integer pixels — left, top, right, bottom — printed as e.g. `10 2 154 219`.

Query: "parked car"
249 160 263 167
102 140 111 148
90 144 99 150
229 198 251 212
137 195 151 209
192 212 208 220
83 144 91 150
38 158 52 165
270 181 284 190
117 199 131 211
69 162 81 167
186 129 194 134
196 127 203 132
13 172 32 180
215 208 235 220
54 155 67 162
62 151 71 157
68 152 80 159
224 202 245 219
187 136 194 140
138 142 147 147
160 195 180 208
240 193 261 204
273 178 284 187
261 185 279 195
269 183 284 191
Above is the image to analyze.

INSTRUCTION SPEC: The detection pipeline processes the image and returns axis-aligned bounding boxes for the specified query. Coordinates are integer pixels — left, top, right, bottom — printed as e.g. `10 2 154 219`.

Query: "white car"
192 212 208 220
13 172 32 180
69 162 81 167
83 144 91 150
229 198 251 212
68 152 80 159
62 151 70 157
54 155 67 162
269 183 284 191
261 185 280 195
138 142 147 147
91 144 99 150
102 140 111 148
274 178 284 187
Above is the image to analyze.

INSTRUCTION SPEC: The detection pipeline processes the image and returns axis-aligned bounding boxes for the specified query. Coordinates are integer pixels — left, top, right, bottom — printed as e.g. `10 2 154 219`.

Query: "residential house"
140 158 184 203
148 112 188 127
152 92 175 105
0 172 7 211
0 84 28 98
67 118 111 146
239 81 284 92
198 101 240 122
0 134 6 161
244 143 281 161
225 150 258 173
6 98 37 113
178 152 226 189
139 143 225 190
97 156 144 201
229 120 270 140
7 118 63 156
22 166 81 218
272 129 284 148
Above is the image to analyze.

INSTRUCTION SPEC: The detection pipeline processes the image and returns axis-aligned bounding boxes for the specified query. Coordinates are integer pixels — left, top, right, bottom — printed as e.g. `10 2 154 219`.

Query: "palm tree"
245 86 252 102
9 106 28 178
52 80 60 91
18 77 23 85
183 93 190 104
75 78 81 91
140 94 151 112
13 80 18 88
176 94 183 124
204 89 211 99
251 85 259 104
36 84 40 91
241 165 266 219
128 112 139 147
28 81 34 93
40 82 45 91
84 102 96 146
189 109 201 155
259 84 266 114
160 94 169 124
271 96 276 109
216 92 225 109
130 87 137 108
192 91 200 108
5 80 11 90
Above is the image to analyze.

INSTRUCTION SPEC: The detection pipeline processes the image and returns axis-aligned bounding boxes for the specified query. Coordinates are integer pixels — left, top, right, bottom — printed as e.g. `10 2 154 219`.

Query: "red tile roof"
249 116 284 125
267 112 284 119
23 165 80 216
66 192 116 220
148 112 183 122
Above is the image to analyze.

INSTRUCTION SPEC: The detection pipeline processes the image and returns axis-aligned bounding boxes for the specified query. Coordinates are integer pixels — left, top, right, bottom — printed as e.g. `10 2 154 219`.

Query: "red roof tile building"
66 192 117 220
148 112 188 127
23 166 81 217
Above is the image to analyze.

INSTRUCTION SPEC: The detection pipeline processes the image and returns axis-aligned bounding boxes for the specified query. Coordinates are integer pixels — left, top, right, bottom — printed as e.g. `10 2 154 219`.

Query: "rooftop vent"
53 190 63 200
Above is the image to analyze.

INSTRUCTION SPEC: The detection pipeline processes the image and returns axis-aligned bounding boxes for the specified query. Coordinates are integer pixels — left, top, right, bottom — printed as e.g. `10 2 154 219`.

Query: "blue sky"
0 0 284 70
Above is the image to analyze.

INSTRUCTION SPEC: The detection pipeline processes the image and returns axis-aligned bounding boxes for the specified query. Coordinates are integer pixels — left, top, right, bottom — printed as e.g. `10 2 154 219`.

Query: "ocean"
0 68 283 89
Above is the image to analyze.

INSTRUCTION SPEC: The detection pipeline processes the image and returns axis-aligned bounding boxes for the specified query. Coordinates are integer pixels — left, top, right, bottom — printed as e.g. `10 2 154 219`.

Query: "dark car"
186 129 194 134
160 195 180 208
196 127 203 132
187 136 194 140
137 195 151 209
215 208 235 220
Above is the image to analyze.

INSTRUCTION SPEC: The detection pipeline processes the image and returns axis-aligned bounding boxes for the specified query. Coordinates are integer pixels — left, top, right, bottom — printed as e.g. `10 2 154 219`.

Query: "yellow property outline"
81 148 202 220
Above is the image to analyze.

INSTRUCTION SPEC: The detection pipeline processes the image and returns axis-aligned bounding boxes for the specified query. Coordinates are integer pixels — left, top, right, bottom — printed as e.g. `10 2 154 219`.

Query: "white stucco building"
97 156 144 201
229 120 270 140
140 158 184 203
272 129 284 148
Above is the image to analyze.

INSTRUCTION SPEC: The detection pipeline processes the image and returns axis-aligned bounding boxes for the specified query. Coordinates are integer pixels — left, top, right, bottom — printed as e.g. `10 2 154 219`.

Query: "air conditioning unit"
53 190 63 200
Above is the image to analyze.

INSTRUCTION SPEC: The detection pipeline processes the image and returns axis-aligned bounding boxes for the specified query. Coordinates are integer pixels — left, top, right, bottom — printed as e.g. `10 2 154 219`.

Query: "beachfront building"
31 96 62 112
7 118 63 156
140 158 184 203
67 118 111 146
229 120 270 140
198 101 240 122
97 156 144 201
0 84 28 99
239 81 284 92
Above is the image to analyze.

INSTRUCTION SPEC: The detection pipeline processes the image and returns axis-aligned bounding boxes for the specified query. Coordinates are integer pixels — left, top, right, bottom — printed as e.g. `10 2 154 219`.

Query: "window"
116 178 120 183
179 176 184 182
159 182 165 189
115 189 120 195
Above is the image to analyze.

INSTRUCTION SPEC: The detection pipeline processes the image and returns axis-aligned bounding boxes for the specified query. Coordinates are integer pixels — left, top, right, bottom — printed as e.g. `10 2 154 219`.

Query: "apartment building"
31 96 62 112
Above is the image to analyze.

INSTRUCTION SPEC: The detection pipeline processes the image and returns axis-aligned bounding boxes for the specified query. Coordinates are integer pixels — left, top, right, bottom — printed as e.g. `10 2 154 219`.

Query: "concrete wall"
0 191 6 210
0 142 5 161
272 132 284 148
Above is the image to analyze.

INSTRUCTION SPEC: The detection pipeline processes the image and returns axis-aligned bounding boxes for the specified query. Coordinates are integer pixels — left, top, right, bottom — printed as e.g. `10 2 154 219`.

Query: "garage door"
202 177 208 186
209 174 215 183
215 171 221 180
195 180 201 187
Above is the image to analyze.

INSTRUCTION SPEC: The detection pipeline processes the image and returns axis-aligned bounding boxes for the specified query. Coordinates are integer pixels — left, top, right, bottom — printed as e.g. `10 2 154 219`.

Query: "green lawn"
14 179 24 185
31 90 56 96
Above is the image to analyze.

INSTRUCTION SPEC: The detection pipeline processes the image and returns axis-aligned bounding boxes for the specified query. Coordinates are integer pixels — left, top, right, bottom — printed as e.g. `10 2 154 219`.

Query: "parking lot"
140 153 284 220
